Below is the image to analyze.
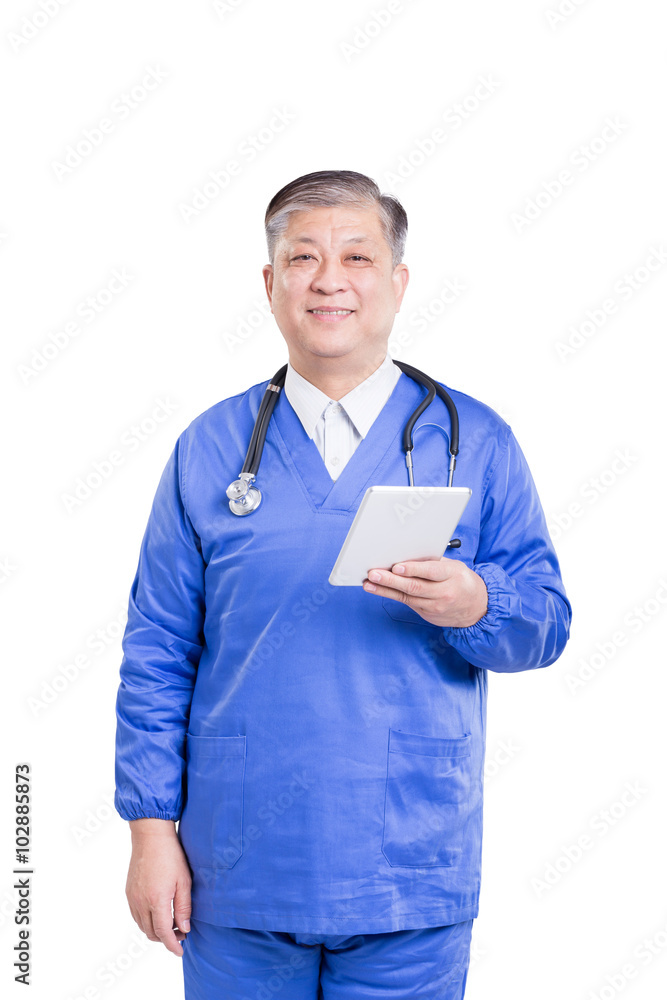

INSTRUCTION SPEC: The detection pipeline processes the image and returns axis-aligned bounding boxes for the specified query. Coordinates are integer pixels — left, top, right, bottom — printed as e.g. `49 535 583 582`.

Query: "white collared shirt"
283 353 401 481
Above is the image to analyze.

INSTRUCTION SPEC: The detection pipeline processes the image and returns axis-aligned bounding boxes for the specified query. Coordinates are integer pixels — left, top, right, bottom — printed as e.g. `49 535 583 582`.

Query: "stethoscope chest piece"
227 473 262 516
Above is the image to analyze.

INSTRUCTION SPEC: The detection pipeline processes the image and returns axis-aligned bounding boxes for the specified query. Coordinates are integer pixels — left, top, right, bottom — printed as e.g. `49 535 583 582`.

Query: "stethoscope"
226 360 461 546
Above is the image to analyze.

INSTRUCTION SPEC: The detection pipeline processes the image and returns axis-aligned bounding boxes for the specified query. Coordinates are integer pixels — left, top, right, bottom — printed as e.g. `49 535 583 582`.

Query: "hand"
126 819 192 957
363 556 488 628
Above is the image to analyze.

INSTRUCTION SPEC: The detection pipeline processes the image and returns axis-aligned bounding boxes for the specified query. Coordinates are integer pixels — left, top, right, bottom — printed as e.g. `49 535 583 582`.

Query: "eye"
348 255 370 262
290 254 314 262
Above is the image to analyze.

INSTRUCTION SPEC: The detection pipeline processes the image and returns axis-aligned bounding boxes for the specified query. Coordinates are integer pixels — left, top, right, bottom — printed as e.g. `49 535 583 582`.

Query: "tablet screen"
329 486 472 586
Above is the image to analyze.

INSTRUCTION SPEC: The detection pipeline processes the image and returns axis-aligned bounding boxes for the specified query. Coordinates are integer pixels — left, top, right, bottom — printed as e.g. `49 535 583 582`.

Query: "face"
262 204 409 378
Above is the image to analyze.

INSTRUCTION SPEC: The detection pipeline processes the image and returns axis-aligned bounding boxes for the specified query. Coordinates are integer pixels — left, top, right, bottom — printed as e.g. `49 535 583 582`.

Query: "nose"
310 255 351 295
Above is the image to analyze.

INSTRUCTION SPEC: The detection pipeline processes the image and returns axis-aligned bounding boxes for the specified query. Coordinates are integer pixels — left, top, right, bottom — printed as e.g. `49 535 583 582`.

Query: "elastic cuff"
442 562 514 638
116 808 181 822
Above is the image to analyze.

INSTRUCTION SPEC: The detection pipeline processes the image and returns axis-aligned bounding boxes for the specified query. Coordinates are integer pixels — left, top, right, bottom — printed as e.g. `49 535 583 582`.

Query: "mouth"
307 308 355 322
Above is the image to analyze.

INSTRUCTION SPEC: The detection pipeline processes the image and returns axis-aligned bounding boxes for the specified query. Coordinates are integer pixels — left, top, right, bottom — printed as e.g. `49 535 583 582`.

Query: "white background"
2 1 666 998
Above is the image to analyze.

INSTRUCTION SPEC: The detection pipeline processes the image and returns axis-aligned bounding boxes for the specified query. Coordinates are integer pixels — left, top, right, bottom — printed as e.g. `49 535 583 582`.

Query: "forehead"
279 204 387 247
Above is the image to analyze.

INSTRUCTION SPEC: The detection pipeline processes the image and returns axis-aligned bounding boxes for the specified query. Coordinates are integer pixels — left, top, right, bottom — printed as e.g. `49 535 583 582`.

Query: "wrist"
129 818 177 840
443 561 509 634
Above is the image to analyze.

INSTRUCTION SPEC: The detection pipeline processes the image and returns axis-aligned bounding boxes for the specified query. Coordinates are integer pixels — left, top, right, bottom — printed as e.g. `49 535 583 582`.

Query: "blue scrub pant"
182 918 473 999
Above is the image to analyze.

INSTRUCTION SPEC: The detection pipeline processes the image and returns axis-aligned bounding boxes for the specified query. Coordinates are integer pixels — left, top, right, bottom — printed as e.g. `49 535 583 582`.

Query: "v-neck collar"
270 371 424 512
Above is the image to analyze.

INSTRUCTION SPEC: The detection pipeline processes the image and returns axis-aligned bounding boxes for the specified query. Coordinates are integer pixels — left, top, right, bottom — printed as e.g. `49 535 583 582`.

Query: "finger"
362 578 431 611
390 557 454 581
126 879 159 941
141 912 162 943
362 578 399 600
129 900 160 942
364 568 440 600
173 880 192 935
151 905 184 957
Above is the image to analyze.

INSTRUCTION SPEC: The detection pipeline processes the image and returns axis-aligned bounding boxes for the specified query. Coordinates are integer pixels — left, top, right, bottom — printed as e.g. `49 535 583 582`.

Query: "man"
115 169 571 999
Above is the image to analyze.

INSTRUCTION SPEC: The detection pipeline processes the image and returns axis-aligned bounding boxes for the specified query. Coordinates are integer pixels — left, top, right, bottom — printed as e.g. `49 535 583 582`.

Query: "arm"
114 432 206 951
364 425 572 672
443 424 571 671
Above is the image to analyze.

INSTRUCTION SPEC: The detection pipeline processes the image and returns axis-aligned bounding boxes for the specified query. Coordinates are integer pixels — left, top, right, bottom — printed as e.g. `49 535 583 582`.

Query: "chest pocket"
382 728 472 867
382 597 442 627
178 734 246 870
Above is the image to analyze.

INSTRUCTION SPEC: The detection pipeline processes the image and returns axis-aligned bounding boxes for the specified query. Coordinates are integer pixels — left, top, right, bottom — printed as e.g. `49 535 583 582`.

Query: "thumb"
173 880 192 933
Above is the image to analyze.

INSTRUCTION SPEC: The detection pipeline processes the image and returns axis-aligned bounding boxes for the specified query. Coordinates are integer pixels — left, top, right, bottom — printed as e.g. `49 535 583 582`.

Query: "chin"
309 346 354 360
300 336 355 358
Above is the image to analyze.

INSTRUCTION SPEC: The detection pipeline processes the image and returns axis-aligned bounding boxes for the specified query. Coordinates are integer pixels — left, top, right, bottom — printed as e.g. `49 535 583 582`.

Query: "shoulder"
178 378 269 444
163 380 271 492
432 378 511 447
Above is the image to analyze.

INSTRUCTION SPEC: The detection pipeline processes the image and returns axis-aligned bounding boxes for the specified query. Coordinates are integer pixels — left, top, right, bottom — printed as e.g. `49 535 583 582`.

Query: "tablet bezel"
328 485 472 586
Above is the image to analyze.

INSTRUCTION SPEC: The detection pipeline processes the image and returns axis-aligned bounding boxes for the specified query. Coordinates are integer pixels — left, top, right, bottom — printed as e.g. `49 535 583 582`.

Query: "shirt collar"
283 353 401 439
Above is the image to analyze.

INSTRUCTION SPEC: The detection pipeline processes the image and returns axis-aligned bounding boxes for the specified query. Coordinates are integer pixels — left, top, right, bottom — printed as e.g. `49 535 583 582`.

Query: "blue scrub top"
114 371 571 933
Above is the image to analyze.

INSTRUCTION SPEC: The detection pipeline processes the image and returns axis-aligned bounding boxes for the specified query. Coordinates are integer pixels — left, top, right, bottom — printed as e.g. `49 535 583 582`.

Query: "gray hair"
264 170 408 268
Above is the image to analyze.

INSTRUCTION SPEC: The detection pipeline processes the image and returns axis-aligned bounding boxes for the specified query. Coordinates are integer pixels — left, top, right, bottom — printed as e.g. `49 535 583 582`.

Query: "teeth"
311 310 352 315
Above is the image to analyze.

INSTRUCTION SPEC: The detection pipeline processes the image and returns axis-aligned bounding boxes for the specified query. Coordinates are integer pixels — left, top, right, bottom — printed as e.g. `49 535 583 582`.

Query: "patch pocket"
382 728 471 868
178 734 246 870
382 597 443 628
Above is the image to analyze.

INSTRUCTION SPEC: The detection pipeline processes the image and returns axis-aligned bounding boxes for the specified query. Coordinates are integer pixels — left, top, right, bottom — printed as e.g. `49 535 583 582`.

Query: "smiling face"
262 204 409 383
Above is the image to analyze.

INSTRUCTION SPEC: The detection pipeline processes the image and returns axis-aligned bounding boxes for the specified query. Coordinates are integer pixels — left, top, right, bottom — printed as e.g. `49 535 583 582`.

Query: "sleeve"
114 431 206 821
441 424 572 673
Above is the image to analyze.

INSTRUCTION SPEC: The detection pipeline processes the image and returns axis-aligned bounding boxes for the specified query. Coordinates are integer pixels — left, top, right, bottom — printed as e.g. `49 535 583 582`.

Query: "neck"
289 351 389 400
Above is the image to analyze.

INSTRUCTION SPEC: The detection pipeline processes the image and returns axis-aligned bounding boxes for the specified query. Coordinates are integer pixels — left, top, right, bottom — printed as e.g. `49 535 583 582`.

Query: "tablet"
328 486 472 586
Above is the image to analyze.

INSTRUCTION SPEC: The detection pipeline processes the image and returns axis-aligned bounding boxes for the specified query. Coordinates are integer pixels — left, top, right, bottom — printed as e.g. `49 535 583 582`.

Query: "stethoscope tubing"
243 364 287 476
392 360 459 459
227 360 460 517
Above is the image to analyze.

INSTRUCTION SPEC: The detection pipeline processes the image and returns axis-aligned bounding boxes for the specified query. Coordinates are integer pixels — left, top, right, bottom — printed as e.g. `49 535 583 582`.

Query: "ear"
392 263 409 312
262 264 274 312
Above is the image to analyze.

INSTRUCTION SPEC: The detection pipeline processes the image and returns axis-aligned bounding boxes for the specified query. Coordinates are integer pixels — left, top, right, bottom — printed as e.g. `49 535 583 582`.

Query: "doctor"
115 169 572 999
